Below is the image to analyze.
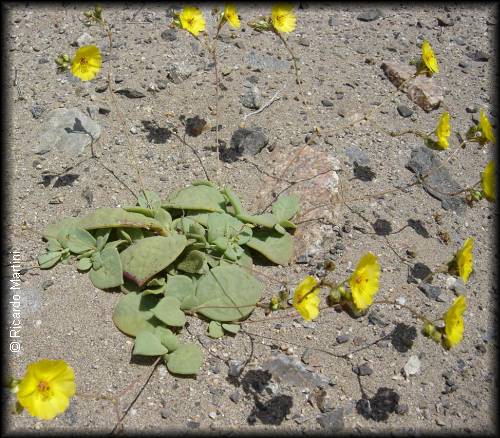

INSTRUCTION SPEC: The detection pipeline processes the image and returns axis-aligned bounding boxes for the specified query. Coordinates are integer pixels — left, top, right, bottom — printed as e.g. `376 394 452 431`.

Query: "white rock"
403 355 421 377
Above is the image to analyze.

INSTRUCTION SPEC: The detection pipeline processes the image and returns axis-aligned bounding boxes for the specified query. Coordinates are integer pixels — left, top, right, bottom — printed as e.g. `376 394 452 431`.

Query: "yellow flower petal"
435 112 451 149
179 6 206 37
455 238 474 284
349 252 380 311
481 160 496 202
70 45 101 81
224 4 240 29
271 3 296 33
293 276 321 321
479 110 496 144
421 40 439 74
443 295 467 349
17 359 76 420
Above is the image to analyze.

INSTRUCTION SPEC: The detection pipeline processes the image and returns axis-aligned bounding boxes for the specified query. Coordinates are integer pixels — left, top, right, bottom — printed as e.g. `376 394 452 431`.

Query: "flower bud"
270 296 280 311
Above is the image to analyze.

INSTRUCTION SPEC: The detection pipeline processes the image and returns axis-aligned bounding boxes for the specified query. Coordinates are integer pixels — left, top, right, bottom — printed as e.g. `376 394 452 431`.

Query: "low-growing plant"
38 181 300 375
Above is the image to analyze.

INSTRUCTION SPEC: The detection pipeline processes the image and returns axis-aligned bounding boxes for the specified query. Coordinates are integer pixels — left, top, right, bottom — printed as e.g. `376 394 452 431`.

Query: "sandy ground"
3 2 497 434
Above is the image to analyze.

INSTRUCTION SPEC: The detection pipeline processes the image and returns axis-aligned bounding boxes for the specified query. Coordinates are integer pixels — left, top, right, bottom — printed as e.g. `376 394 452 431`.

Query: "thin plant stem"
97 17 146 203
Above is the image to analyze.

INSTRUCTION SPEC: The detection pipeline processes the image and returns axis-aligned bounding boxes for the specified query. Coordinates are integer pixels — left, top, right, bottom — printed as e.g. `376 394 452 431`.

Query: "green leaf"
213 236 229 251
236 213 278 228
42 219 81 241
274 223 287 235
166 343 203 375
208 321 224 339
91 251 103 270
138 190 162 210
89 246 124 289
38 251 62 269
272 194 300 222
119 227 144 243
43 208 169 239
123 206 155 217
95 228 111 252
176 250 209 274
153 208 172 230
57 227 97 254
222 323 240 334
120 235 187 287
143 277 168 296
78 257 92 271
195 265 263 321
112 292 161 337
246 230 294 265
165 275 196 301
154 326 179 351
180 294 199 310
133 330 168 356
46 239 62 252
279 219 297 229
222 187 245 215
152 296 186 327
163 185 226 212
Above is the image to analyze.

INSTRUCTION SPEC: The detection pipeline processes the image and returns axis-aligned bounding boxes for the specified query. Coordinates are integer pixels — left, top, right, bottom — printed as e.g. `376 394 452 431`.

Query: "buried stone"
406 146 466 214
35 108 101 155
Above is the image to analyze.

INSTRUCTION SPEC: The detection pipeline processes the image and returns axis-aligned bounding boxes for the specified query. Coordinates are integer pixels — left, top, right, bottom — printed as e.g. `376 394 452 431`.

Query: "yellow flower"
292 276 321 321
421 40 439 74
481 160 496 202
17 359 76 420
70 45 101 81
455 238 474 284
349 253 381 311
271 3 296 33
479 110 496 144
435 112 451 149
224 4 240 28
179 6 206 37
443 295 467 349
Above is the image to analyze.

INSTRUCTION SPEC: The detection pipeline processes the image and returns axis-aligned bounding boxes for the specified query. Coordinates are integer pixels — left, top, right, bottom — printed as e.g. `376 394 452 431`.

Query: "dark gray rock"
353 363 373 376
357 9 382 22
246 51 289 71
41 280 54 290
336 334 350 344
301 349 312 364
166 62 197 84
321 99 334 107
262 354 329 389
229 127 268 157
436 16 454 26
229 391 241 403
298 37 310 47
160 408 170 419
328 16 337 26
317 408 344 431
396 403 409 415
228 360 243 377
345 145 369 167
418 283 442 301
240 85 261 109
368 310 389 327
317 394 337 413
115 88 146 98
466 50 490 62
397 105 413 118
31 104 45 119
35 108 101 155
454 36 466 46
406 146 466 214
161 28 177 41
